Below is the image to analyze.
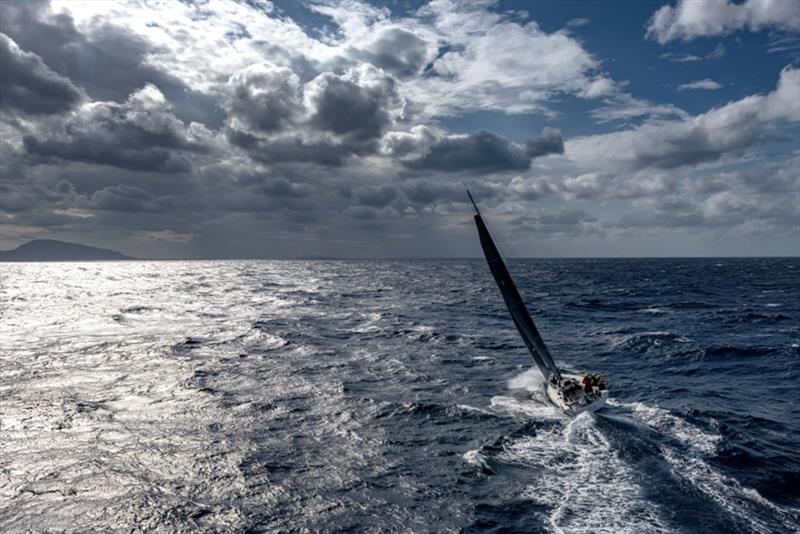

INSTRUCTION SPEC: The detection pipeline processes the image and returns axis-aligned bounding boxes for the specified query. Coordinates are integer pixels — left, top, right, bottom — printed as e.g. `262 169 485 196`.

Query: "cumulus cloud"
225 64 404 165
403 128 563 173
404 0 615 115
646 0 800 44
1 0 796 257
571 67 800 171
525 128 565 158
0 33 82 114
678 79 723 91
224 63 302 133
0 1 222 126
23 85 212 172
306 65 401 141
352 27 433 79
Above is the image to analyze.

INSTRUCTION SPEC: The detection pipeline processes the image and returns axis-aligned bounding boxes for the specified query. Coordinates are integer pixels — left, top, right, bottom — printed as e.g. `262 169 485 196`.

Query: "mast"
468 190 561 381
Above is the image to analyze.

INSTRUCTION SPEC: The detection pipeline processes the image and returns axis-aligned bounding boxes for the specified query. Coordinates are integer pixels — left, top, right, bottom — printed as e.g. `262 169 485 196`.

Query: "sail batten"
471 198 561 380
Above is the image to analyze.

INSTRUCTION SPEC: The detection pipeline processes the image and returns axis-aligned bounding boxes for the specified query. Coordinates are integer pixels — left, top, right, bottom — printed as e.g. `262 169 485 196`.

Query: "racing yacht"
468 191 608 415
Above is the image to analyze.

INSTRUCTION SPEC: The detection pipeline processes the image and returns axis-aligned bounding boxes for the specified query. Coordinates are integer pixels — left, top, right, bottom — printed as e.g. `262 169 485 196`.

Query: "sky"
0 0 798 259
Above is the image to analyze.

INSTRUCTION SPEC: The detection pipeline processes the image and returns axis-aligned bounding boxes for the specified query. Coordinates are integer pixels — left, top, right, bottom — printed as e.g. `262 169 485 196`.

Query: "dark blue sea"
1 258 798 532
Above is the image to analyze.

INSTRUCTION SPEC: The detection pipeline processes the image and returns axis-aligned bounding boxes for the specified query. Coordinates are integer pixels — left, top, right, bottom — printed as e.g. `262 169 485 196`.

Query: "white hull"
545 373 608 415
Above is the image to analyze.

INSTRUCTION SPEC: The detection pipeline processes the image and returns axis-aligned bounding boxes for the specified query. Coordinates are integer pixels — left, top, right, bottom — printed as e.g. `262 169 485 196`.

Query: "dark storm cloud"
226 129 350 166
225 63 302 133
404 131 531 173
225 65 401 165
355 27 430 79
0 1 223 127
402 128 565 174
23 85 209 173
525 127 565 158
0 33 82 114
307 69 399 141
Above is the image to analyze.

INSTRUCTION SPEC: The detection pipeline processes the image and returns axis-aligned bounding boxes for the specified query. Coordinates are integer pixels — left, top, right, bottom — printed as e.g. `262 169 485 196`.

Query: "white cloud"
570 67 800 171
647 0 800 44
590 93 689 122
678 79 723 91
404 0 615 115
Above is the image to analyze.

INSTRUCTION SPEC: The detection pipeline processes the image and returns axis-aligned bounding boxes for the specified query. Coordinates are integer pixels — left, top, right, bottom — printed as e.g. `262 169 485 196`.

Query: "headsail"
468 191 561 381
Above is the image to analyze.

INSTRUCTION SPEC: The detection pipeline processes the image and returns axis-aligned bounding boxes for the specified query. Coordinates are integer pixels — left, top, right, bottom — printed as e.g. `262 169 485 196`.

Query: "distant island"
0 239 133 261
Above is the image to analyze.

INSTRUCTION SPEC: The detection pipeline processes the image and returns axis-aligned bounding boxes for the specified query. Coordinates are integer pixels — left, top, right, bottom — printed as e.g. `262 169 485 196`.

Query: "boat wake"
462 370 800 533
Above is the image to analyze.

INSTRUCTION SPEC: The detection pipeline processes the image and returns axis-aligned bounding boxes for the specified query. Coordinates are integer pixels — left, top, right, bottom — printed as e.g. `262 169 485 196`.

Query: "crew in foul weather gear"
582 374 592 393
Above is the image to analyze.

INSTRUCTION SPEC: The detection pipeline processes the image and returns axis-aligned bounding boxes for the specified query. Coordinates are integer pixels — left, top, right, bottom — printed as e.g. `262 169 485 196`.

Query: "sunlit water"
1 259 798 532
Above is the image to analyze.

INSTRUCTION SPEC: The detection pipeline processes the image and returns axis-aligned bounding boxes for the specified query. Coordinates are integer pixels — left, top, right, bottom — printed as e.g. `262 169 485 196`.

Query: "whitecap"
462 449 491 472
507 368 545 392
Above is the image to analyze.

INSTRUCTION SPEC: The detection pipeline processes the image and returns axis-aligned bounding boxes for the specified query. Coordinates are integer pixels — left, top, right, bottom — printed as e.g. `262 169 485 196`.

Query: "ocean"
1 258 798 532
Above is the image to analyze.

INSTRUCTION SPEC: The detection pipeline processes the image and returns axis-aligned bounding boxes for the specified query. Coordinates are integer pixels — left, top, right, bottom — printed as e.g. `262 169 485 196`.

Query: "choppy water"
1 258 798 532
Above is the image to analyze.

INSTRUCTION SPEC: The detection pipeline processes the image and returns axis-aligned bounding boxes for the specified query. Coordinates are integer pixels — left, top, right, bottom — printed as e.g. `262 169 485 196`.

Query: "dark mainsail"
468 191 561 381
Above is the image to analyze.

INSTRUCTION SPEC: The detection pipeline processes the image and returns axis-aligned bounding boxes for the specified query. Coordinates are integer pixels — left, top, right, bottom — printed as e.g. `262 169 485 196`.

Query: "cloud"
354 184 398 207
590 93 689 122
343 205 400 220
403 128 563 173
525 127 565 158
91 185 155 212
399 178 465 204
306 65 401 141
510 208 600 236
1 0 796 257
23 85 211 172
571 67 800 171
352 26 432 79
659 44 726 62
404 0 615 115
0 33 82 114
224 63 302 133
225 64 403 165
566 18 590 28
646 0 800 44
678 79 723 91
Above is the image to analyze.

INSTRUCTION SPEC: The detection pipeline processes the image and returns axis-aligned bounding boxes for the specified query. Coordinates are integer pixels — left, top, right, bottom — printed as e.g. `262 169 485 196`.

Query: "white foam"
456 404 494 416
500 413 670 533
622 401 720 455
352 312 382 333
613 401 800 532
242 329 287 350
641 307 668 315
462 449 491 472
507 368 545 392
489 396 562 420
661 448 799 533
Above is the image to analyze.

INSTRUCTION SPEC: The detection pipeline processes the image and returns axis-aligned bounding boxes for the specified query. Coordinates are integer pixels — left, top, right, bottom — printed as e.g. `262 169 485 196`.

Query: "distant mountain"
0 239 133 261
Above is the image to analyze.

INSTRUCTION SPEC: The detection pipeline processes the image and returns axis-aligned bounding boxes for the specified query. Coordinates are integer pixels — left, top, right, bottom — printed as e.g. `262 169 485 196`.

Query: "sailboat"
468 191 608 415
